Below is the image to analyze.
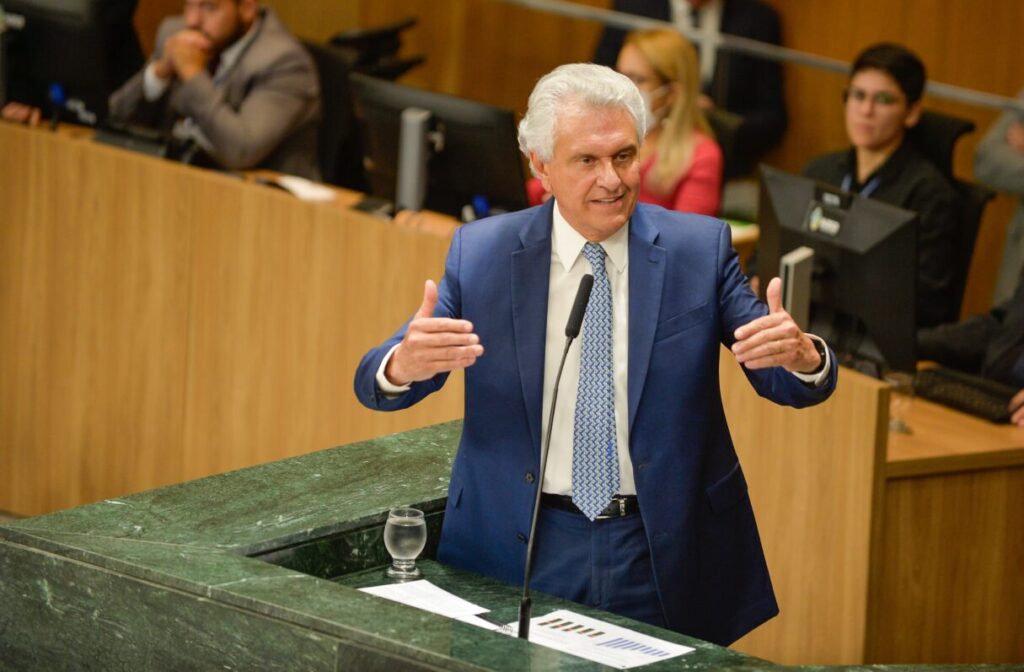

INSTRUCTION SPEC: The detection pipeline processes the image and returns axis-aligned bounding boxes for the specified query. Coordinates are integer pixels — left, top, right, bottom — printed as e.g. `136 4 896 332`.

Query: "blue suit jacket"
354 201 837 645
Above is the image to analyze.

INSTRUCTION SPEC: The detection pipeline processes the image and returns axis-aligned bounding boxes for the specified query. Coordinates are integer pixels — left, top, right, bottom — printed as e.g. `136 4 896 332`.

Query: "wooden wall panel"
870 467 1024 663
0 125 463 516
134 0 180 56
724 359 888 664
0 129 191 513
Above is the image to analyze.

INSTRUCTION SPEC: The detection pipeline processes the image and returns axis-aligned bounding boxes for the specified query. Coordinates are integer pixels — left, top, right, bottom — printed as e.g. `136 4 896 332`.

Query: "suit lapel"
628 207 666 433
511 201 554 456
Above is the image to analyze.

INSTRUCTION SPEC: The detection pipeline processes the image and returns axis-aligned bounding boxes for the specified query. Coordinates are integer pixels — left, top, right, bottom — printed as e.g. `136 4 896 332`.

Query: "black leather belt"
541 493 640 519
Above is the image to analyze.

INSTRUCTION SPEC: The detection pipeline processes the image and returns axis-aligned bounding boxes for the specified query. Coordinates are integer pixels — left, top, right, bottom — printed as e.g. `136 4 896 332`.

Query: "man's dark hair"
850 43 927 104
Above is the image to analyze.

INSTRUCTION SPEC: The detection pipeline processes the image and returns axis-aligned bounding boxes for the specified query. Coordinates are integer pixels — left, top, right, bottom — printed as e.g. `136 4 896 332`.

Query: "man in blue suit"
355 63 836 646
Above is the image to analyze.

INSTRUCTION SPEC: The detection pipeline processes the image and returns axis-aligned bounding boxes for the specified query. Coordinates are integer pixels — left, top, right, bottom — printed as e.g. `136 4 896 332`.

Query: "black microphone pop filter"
565 274 594 338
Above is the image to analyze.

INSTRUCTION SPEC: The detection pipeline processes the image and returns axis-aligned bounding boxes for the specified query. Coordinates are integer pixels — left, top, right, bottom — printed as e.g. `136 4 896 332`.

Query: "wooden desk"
872 396 1024 663
0 123 463 516
722 357 1024 664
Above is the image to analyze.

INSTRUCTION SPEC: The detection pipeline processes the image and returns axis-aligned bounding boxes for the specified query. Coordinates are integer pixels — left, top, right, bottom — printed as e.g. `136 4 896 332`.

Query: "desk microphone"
518 273 593 639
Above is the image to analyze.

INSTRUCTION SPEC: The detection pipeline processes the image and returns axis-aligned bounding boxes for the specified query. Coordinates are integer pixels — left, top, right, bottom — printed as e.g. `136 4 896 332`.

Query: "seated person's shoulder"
801 150 848 182
247 27 316 81
899 144 957 203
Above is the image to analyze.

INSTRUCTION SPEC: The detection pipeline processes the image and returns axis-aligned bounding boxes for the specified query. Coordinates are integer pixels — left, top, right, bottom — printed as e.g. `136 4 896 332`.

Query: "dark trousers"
529 505 666 628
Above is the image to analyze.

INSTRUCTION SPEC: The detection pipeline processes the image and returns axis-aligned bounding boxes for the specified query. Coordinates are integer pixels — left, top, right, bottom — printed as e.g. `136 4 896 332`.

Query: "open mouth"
592 194 624 206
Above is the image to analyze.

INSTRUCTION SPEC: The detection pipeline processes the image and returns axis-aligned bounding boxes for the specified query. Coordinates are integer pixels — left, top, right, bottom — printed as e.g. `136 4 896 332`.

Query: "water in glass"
384 507 426 580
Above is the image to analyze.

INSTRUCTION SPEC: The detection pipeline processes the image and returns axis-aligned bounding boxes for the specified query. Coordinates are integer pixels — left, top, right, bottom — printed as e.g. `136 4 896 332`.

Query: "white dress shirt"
540 203 635 495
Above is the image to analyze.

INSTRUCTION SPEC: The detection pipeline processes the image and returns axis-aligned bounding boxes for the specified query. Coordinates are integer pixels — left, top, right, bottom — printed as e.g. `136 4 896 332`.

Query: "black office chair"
302 39 368 191
906 109 975 180
948 180 996 317
907 108 995 320
329 16 425 81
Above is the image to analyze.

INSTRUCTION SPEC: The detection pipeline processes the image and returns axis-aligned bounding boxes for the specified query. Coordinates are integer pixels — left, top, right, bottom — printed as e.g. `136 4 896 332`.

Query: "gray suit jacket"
108 7 321 180
974 88 1024 304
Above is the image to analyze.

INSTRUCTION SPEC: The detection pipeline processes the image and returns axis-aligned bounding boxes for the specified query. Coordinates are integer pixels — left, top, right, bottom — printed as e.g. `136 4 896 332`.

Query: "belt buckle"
596 495 627 520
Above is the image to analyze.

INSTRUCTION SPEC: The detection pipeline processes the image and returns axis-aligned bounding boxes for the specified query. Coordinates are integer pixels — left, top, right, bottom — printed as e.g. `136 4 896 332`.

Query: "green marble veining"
4 421 461 554
1 420 1010 671
256 510 445 579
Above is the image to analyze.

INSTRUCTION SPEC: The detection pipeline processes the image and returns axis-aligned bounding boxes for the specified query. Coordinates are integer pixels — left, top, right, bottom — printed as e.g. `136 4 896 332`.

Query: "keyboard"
913 368 1016 424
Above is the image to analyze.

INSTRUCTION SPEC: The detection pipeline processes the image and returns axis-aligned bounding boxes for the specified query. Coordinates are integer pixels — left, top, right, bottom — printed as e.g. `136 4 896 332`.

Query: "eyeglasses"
843 87 903 107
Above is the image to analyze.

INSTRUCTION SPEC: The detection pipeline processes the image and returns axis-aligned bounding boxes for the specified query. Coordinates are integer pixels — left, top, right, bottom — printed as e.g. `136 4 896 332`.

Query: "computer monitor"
349 73 528 219
757 166 919 373
1 0 142 123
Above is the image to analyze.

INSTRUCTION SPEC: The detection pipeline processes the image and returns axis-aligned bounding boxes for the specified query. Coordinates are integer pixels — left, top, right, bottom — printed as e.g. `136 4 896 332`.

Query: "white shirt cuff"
143 63 172 101
790 334 831 387
375 344 412 396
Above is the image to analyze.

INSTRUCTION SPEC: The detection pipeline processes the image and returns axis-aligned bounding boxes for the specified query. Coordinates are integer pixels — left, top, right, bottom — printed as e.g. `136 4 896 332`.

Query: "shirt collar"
551 200 629 275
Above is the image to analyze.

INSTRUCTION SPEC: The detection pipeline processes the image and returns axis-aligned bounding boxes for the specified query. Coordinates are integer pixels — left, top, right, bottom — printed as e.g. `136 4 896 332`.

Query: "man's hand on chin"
166 29 213 82
730 277 822 373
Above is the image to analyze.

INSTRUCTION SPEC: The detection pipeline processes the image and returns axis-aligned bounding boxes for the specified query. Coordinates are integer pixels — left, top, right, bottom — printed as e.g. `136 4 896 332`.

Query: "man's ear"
904 100 923 129
531 152 552 191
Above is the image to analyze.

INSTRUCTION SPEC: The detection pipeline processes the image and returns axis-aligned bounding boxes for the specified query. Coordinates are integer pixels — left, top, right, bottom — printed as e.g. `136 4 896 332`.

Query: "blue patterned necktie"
572 242 619 520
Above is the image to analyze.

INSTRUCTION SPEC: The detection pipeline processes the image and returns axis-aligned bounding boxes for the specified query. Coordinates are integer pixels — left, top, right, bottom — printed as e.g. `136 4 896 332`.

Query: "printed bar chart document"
512 609 694 669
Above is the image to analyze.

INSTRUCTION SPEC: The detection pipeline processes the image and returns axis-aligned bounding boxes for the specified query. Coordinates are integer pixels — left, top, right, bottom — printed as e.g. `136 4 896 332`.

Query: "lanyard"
841 174 881 198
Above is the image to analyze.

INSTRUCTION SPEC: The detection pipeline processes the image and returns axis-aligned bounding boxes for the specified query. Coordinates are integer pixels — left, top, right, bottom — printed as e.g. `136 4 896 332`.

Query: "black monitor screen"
757 166 919 372
350 73 527 218
2 0 142 122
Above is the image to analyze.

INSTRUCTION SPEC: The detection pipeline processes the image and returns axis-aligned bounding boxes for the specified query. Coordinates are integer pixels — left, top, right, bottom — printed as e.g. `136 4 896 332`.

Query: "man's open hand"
384 280 484 386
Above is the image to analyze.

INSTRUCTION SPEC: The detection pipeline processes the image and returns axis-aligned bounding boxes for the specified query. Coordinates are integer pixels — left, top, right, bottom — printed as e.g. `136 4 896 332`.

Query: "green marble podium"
1 421 775 670
0 422 1005 671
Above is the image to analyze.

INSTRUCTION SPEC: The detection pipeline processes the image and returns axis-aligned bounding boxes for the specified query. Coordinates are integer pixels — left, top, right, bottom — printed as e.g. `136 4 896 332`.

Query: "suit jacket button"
516 533 527 543
524 472 535 484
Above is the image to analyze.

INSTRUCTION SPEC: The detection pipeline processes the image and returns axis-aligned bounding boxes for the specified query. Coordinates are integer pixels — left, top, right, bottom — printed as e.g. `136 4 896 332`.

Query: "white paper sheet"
512 609 694 669
274 175 336 202
359 580 488 619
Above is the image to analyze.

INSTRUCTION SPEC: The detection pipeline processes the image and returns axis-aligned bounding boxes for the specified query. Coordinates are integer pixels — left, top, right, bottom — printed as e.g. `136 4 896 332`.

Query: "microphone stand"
518 273 592 639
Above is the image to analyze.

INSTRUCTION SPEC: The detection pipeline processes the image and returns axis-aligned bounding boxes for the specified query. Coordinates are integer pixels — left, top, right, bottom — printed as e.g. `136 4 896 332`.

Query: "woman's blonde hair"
623 28 712 195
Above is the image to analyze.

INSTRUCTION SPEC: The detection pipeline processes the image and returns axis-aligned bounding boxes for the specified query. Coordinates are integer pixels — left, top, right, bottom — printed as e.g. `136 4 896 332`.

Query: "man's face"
183 0 256 52
844 68 921 153
531 104 641 242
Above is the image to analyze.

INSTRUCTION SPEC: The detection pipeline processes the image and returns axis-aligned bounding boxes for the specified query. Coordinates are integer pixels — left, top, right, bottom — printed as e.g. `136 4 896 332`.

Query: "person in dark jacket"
918 272 1024 426
803 43 957 329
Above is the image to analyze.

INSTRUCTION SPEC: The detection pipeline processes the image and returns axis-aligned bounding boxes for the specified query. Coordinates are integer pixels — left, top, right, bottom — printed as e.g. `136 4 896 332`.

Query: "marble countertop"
0 421 761 670
2 420 1003 670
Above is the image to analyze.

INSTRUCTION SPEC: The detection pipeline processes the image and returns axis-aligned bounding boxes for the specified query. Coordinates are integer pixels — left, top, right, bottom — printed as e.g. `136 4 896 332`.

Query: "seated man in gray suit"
108 0 321 180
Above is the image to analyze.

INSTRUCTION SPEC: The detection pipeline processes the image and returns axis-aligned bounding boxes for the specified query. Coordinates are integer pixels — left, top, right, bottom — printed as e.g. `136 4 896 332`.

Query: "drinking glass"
884 371 915 435
384 507 427 580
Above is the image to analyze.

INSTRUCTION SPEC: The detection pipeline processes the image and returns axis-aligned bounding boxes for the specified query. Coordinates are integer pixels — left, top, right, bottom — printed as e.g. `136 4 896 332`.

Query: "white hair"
517 63 648 167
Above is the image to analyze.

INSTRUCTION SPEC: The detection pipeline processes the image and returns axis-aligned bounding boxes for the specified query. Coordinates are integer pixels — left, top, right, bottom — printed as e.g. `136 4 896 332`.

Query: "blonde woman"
617 28 722 215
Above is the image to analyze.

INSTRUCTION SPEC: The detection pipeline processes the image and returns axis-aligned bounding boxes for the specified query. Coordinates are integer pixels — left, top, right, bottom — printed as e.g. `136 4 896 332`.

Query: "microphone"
518 273 593 639
48 83 65 132
564 274 593 339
